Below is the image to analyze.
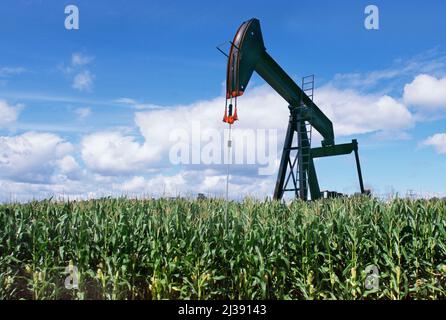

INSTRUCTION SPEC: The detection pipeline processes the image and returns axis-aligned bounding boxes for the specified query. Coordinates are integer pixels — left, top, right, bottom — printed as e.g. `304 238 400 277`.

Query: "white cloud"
316 86 414 136
0 168 272 202
333 69 401 89
78 84 415 181
404 74 446 110
118 173 188 195
57 155 80 174
120 176 147 192
0 76 419 201
0 67 27 77
135 84 414 155
81 131 161 176
74 107 91 118
59 53 95 91
55 155 82 181
423 133 446 154
0 176 103 203
4 59 441 202
115 98 137 105
116 169 275 199
72 71 94 91
59 53 93 75
71 53 94 66
0 100 23 128
332 50 446 90
114 97 161 110
0 132 73 183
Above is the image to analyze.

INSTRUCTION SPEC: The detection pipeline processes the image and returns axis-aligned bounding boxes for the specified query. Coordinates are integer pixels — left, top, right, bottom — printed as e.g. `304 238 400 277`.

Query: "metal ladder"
281 75 315 200
300 74 314 149
296 75 314 199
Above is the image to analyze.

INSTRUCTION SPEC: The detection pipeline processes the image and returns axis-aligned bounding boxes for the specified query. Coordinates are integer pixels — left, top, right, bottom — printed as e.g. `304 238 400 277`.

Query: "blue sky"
0 0 445 201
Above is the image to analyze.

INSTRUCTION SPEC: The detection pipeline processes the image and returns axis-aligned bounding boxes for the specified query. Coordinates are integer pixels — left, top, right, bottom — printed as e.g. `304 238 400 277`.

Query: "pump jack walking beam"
226 19 335 147
225 18 366 200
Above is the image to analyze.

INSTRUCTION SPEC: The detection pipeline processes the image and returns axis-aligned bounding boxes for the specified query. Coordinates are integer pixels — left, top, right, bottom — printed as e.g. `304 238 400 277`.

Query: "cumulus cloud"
0 167 274 202
0 100 23 128
1 69 436 201
135 84 414 155
81 131 162 176
118 173 188 195
116 169 275 199
0 132 73 183
72 70 94 92
423 133 446 154
76 82 416 181
57 155 80 174
75 83 416 194
404 74 446 110
316 86 414 136
0 177 101 203
71 53 94 66
59 52 95 92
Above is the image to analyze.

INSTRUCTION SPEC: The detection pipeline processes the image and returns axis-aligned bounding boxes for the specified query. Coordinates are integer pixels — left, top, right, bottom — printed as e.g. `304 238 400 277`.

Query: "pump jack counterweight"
223 18 367 201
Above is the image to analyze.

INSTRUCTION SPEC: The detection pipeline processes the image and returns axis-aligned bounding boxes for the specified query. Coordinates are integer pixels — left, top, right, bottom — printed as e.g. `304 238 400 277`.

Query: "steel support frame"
273 106 320 201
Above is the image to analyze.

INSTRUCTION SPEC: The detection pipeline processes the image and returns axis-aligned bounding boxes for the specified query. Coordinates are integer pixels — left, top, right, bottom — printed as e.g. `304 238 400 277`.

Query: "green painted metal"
311 140 358 158
311 139 365 195
226 18 334 146
273 107 322 200
256 53 334 146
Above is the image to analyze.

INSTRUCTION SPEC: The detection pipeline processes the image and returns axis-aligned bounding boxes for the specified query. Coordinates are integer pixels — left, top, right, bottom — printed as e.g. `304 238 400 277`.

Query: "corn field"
0 197 445 300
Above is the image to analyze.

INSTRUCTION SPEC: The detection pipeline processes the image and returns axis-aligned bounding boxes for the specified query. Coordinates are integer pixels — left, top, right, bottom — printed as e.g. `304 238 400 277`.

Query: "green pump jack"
221 18 367 201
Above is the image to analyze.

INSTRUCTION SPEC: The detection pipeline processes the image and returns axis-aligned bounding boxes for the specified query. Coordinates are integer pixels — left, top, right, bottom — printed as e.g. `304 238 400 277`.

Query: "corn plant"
0 196 445 300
